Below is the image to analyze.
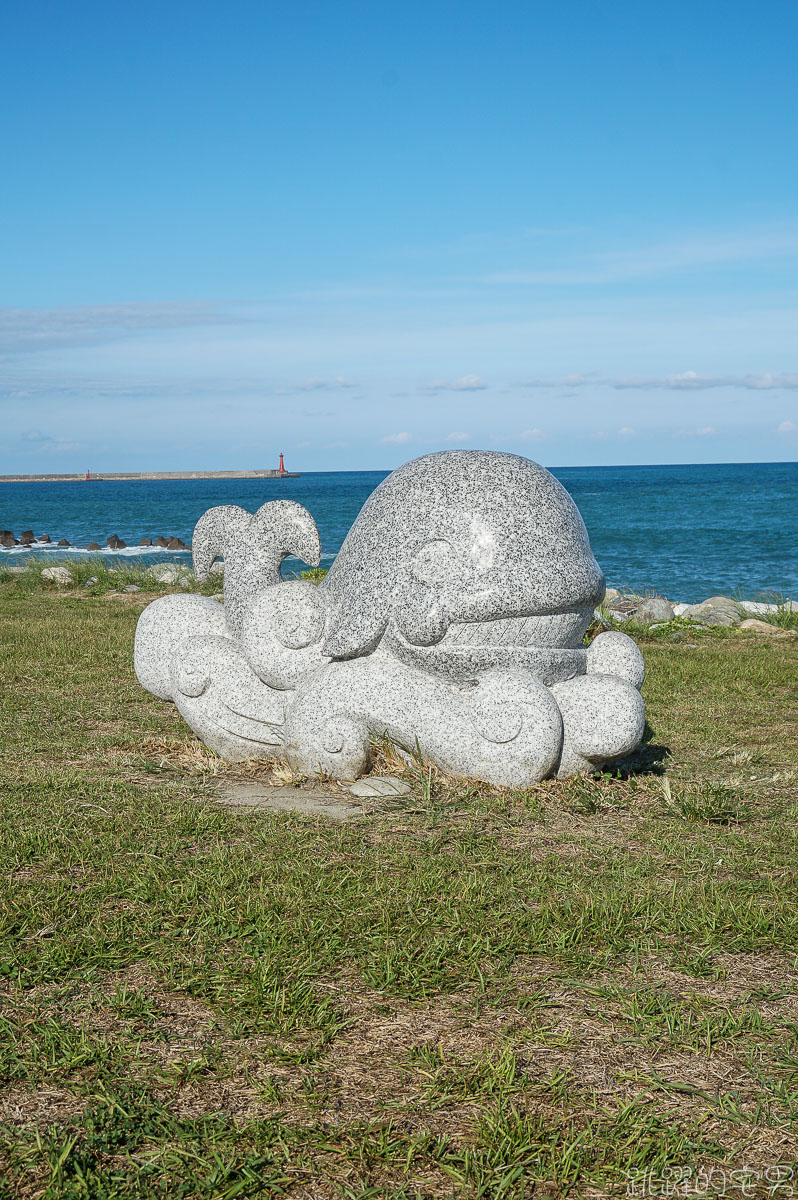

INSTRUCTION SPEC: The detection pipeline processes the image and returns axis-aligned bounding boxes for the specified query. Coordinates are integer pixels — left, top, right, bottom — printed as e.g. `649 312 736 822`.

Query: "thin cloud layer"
486 228 798 287
0 302 231 356
21 430 82 454
612 371 798 391
293 376 357 391
523 370 798 391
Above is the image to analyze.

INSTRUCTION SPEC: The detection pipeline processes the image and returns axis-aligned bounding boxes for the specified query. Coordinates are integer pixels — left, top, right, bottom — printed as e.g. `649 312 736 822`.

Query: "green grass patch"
1 590 797 1195
0 556 224 599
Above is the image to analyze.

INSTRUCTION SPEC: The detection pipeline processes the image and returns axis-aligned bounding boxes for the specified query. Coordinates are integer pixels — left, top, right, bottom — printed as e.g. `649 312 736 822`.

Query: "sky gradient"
2 0 797 471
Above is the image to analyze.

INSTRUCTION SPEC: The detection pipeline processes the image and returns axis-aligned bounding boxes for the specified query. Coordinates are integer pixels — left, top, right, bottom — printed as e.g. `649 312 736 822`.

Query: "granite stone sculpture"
134 451 645 786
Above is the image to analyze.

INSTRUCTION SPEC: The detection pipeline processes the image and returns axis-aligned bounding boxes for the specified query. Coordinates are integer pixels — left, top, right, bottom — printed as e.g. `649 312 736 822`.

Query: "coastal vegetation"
1 570 797 1196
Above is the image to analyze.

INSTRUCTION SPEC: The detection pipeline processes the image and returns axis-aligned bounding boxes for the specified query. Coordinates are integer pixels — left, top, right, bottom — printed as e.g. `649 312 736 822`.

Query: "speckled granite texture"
133 451 645 784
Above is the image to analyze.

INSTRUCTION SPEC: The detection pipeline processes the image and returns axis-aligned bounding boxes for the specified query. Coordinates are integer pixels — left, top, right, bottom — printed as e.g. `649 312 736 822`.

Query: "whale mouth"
440 610 593 650
386 609 593 686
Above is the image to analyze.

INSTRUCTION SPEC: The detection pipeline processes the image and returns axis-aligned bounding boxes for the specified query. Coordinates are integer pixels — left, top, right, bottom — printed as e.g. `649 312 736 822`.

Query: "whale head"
320 451 604 677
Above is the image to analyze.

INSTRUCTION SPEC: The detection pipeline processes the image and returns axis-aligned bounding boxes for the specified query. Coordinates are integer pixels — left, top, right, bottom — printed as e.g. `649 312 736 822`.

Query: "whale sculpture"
134 451 645 787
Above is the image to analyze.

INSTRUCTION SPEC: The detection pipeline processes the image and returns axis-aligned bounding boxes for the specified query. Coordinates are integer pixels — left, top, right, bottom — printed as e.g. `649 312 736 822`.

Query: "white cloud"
381 431 411 444
519 428 545 441
618 426 636 436
777 420 797 434
425 374 487 392
446 431 470 442
742 372 798 390
523 373 590 389
667 370 709 389
695 426 716 436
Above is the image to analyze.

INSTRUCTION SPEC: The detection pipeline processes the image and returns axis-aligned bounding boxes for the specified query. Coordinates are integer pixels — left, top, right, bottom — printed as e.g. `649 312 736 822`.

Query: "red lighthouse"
278 452 285 473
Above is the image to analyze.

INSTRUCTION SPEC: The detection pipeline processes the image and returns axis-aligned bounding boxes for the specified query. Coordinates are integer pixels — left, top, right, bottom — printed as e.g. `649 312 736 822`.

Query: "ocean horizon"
2 459 796 605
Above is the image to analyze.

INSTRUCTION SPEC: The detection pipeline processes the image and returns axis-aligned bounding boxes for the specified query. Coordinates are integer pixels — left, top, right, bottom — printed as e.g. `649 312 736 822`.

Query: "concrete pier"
0 469 301 483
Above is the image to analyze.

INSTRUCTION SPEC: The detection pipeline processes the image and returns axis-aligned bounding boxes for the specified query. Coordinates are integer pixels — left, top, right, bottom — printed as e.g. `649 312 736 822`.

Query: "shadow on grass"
612 721 671 777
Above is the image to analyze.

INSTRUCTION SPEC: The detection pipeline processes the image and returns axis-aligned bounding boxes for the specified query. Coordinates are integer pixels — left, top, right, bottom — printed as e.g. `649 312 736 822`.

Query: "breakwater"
0 470 300 482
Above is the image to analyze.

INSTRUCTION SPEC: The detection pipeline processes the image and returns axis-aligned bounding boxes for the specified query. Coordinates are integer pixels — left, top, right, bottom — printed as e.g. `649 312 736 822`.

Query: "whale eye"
410 539 458 587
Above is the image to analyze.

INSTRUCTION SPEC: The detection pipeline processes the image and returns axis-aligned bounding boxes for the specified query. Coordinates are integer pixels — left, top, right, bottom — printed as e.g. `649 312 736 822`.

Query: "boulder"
124 584 141 593
609 596 641 613
37 534 51 543
606 596 642 622
740 618 795 638
166 536 186 549
83 576 98 589
41 566 73 586
106 535 121 549
20 531 35 545
147 563 180 585
208 561 224 576
57 538 71 547
633 596 675 624
154 536 168 548
86 543 101 551
680 595 743 627
139 538 152 546
741 599 798 615
603 587 621 605
0 531 15 547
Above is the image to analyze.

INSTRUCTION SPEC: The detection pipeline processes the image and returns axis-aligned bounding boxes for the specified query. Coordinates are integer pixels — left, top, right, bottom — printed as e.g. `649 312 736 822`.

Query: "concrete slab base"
215 782 365 820
348 775 412 799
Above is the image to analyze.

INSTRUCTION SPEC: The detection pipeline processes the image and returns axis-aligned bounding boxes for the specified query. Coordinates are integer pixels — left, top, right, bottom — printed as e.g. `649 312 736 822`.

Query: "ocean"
1 461 796 604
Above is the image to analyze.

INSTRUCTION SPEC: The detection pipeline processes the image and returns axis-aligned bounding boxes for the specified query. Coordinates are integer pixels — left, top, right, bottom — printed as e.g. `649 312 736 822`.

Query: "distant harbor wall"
0 470 301 483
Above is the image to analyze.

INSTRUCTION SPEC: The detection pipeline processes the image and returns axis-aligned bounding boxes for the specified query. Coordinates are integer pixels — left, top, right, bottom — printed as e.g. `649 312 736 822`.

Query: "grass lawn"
1 568 798 1198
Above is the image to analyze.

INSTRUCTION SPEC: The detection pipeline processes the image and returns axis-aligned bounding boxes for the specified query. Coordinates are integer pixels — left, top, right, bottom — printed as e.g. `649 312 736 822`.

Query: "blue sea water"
1 461 796 604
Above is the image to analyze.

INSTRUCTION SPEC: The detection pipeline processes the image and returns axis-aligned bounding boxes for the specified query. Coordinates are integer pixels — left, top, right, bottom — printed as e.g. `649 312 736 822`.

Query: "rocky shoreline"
4 558 794 637
600 587 796 634
0 529 189 550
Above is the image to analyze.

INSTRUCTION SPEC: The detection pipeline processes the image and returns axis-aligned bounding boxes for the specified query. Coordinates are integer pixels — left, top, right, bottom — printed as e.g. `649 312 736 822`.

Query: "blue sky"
2 0 797 471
